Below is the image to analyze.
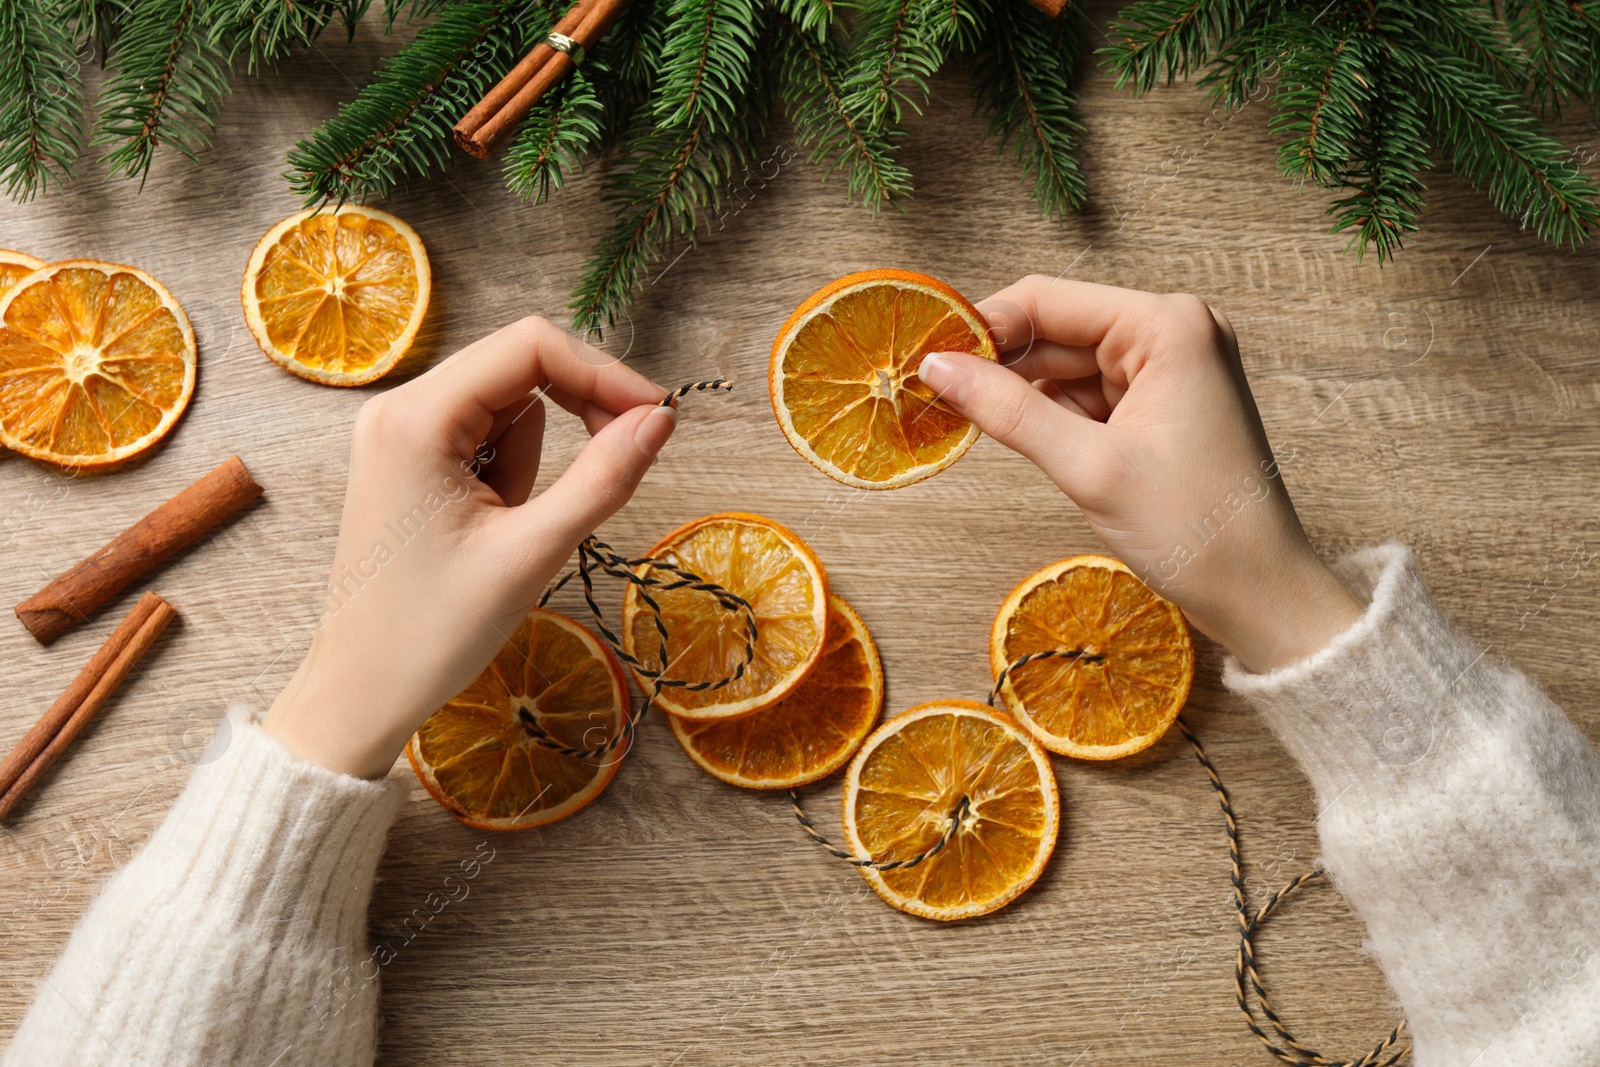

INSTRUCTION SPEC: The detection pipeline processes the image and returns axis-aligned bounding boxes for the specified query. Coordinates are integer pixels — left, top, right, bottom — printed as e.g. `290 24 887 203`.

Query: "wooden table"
4 7 1598 1063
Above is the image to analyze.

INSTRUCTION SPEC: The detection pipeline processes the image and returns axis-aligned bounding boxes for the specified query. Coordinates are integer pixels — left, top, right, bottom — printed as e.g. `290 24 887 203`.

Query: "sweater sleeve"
1224 544 1600 1067
1 707 406 1067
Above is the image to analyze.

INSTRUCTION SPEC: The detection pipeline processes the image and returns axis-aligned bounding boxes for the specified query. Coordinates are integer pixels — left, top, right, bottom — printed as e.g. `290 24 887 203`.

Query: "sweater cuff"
140 706 407 948
1221 544 1486 804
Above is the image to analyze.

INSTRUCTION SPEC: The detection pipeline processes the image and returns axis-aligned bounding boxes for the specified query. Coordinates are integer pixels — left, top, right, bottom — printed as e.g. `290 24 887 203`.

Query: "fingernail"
634 404 678 453
918 352 973 406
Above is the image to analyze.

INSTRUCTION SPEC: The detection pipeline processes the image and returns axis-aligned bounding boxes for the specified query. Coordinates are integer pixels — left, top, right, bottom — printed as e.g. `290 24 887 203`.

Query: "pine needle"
972 0 1086 219
0 0 84 200
94 0 233 184
287 0 558 204
775 8 911 208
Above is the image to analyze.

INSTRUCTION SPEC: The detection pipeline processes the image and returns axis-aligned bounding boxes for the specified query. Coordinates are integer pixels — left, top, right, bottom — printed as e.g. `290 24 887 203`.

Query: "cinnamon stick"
454 0 631 159
0 592 177 820
15 456 261 644
454 0 592 156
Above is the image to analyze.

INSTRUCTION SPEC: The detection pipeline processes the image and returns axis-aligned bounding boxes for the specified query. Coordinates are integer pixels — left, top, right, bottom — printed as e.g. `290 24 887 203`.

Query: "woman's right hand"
917 276 1362 673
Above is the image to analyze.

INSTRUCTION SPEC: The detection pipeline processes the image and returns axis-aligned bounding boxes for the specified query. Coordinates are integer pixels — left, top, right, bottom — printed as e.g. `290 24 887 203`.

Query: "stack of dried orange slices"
0 249 197 470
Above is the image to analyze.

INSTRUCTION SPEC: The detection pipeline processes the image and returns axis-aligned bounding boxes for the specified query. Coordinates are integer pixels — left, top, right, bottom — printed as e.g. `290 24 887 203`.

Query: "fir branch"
1326 68 1428 262
1268 10 1370 187
775 9 910 207
971 0 1085 219
1505 0 1600 111
504 67 606 203
94 0 235 184
1104 0 1261 92
770 0 833 39
1408 0 1526 94
570 38 773 339
60 0 123 59
217 0 344 73
0 0 84 201
287 0 556 204
1394 31 1600 248
842 0 944 129
652 0 761 131
1197 0 1287 110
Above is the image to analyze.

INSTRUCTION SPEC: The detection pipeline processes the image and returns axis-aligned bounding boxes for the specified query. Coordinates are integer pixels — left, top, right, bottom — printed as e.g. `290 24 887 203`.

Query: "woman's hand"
918 276 1361 673
264 317 677 779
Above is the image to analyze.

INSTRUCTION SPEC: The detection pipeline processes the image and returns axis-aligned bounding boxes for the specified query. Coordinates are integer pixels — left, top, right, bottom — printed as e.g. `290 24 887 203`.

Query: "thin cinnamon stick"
15 456 261 644
0 592 177 821
455 0 632 159
454 0 592 154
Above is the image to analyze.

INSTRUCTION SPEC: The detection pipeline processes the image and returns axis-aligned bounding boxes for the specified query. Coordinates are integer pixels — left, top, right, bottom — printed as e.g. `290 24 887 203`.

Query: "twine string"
788 791 973 872
1177 717 1411 1067
523 380 748 761
527 400 1408 1065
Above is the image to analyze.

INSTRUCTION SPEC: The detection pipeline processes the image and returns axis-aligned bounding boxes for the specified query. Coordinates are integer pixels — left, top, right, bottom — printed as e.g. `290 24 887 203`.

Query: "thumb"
918 351 1098 480
502 402 677 554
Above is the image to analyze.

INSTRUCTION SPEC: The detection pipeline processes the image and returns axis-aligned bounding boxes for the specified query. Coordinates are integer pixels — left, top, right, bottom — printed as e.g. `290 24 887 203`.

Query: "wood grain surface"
3 5 1599 1064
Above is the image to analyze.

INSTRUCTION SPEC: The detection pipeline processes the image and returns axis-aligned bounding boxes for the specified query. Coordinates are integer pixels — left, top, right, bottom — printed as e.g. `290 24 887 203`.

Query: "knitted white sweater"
4 545 1598 1065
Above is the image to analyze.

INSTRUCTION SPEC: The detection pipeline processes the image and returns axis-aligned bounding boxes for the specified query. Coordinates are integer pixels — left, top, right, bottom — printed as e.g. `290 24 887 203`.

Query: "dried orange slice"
670 594 882 788
770 269 999 490
621 512 828 722
842 701 1059 921
0 250 44 300
241 205 430 386
0 260 196 469
407 608 629 831
990 555 1193 760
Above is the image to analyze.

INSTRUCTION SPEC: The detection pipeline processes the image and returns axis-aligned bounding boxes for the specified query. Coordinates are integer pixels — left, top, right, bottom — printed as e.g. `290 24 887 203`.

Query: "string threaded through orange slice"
0 260 196 469
670 594 882 788
621 512 829 722
407 608 629 831
241 205 430 386
990 555 1194 760
769 269 998 490
842 701 1059 921
0 250 44 301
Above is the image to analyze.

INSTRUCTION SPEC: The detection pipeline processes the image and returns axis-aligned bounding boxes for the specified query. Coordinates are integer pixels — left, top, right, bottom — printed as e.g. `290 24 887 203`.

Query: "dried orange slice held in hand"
0 250 44 300
622 513 829 721
408 608 629 831
0 260 196 469
770 269 999 490
670 594 883 788
843 701 1059 921
991 555 1194 760
241 205 430 386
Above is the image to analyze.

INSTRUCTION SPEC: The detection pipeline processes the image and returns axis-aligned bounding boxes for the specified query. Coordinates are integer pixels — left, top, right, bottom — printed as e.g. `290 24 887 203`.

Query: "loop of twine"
524 380 748 761
788 792 972 872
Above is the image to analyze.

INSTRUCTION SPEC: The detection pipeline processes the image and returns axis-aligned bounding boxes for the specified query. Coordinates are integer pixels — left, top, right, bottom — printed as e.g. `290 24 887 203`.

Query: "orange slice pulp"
990 555 1193 759
0 260 196 469
407 608 629 831
769 269 998 490
0 250 44 300
670 594 882 788
842 701 1059 921
622 512 829 721
241 205 430 386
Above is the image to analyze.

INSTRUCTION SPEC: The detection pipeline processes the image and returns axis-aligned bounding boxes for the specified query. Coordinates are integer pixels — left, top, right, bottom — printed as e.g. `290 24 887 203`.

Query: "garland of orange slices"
1 211 1400 1062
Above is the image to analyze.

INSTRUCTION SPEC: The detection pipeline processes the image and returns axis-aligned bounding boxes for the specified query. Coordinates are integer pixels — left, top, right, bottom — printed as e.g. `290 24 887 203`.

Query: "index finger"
978 275 1169 347
415 315 666 419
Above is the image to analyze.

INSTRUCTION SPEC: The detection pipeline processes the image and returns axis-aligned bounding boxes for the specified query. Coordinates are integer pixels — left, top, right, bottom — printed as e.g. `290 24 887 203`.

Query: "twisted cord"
1177 717 1410 1066
521 380 749 761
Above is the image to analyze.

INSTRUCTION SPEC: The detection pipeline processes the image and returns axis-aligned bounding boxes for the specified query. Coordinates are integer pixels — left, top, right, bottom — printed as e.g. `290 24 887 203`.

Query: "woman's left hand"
263 317 677 779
